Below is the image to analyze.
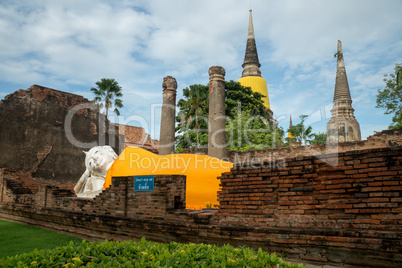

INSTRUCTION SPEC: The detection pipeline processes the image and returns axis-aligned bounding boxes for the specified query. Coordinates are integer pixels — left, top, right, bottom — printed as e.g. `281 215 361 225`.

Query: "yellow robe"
104 147 233 209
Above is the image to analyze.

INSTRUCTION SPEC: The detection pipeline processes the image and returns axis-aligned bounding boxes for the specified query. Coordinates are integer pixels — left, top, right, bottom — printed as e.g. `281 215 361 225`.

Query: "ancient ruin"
0 85 156 192
159 76 177 155
113 123 159 153
0 10 400 268
0 77 401 267
208 66 228 160
327 40 362 143
1 128 401 267
0 85 122 191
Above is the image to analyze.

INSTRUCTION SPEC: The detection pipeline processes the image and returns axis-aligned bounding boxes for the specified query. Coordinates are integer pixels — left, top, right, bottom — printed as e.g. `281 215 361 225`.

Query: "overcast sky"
1 0 401 140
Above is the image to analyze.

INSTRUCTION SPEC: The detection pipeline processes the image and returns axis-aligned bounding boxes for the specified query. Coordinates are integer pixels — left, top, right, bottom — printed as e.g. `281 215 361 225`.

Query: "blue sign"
134 175 154 191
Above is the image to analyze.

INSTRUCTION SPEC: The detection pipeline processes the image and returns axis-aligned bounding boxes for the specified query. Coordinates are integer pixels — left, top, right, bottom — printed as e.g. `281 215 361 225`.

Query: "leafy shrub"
0 237 305 267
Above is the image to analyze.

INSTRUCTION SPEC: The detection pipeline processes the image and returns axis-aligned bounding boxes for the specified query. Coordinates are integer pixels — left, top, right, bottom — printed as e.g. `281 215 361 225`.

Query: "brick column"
208 66 227 159
159 76 177 155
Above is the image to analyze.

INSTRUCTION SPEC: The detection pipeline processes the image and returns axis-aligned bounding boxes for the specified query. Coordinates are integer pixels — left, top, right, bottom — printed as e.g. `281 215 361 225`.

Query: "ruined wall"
0 85 123 191
217 146 401 265
182 129 402 164
1 138 401 267
0 174 188 241
113 123 159 153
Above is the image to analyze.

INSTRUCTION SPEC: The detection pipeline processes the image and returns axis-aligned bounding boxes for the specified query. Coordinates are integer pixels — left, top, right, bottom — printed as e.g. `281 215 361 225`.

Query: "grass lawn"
0 219 82 259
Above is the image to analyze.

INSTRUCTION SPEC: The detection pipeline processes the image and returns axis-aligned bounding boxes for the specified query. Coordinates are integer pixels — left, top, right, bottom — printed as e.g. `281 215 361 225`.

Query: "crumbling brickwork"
182 129 402 164
113 124 159 153
0 85 123 191
217 147 401 264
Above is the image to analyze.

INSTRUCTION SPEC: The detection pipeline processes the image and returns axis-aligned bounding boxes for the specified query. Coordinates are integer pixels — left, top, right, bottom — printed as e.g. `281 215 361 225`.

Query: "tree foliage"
376 63 402 129
226 109 284 151
176 84 209 149
310 132 327 145
287 115 314 146
176 84 209 147
175 81 282 151
224 80 271 119
91 78 123 118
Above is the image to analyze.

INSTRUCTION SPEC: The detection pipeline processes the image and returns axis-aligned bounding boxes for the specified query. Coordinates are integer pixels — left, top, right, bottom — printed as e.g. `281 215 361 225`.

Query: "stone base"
326 116 361 143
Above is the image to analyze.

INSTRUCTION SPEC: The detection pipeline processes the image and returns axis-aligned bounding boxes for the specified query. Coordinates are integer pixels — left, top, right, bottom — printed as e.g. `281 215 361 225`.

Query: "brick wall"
218 147 401 226
52 175 186 219
112 123 159 153
1 174 185 218
215 145 401 266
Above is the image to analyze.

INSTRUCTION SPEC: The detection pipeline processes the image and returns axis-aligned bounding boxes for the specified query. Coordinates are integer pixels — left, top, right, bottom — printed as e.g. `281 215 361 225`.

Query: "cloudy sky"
1 0 401 140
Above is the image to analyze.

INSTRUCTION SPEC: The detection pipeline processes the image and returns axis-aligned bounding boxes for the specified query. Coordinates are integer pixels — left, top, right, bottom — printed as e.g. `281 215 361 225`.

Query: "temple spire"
326 40 361 143
333 40 352 102
288 115 295 139
238 9 277 126
242 9 261 77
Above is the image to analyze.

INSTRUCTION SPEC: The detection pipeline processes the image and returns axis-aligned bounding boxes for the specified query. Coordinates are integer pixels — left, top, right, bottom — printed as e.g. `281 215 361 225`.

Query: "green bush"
0 237 305 267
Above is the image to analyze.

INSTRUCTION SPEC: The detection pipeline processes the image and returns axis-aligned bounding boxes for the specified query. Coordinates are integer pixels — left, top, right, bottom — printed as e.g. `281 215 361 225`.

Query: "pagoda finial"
333 40 351 102
242 9 261 77
337 40 345 68
248 9 254 39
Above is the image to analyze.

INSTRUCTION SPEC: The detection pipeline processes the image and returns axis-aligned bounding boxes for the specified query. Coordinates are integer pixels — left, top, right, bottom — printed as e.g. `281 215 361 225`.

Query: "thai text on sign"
134 175 154 191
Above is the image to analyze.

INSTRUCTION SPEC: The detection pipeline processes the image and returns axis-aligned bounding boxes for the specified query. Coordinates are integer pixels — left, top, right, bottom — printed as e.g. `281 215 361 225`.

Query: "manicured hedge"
0 238 305 267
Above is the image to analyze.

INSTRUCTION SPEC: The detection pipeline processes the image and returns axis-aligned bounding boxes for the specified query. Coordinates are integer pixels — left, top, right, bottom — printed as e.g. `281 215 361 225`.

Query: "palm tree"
288 115 314 146
91 78 123 118
177 84 208 147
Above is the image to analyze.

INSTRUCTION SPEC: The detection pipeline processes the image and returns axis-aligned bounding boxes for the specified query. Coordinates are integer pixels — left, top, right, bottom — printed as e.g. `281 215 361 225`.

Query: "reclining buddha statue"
74 145 118 198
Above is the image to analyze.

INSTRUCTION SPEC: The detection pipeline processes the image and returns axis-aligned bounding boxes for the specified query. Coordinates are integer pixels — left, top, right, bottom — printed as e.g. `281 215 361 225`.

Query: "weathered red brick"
369 171 398 177
326 204 353 209
382 181 399 186
360 187 382 192
360 208 392 213
367 181 383 186
364 197 389 203
326 183 352 189
352 173 368 179
345 209 359 213
354 164 368 169
326 236 351 242
361 157 386 164
321 189 347 194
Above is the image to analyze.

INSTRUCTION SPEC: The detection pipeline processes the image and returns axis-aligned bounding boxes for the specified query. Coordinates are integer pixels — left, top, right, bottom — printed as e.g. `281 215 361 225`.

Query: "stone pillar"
159 76 177 155
208 66 227 159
